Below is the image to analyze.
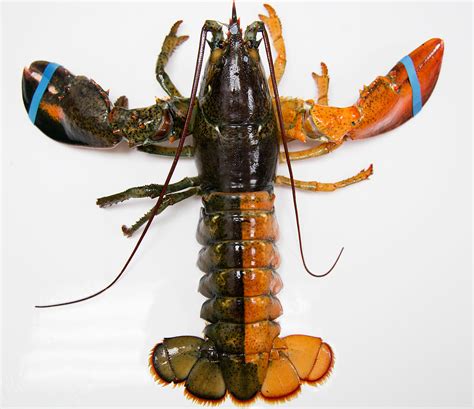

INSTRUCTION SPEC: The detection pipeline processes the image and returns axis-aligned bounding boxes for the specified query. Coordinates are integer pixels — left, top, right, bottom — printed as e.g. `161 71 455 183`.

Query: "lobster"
21 2 444 404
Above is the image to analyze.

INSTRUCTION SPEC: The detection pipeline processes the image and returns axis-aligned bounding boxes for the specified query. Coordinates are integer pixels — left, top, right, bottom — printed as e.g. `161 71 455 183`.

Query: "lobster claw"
22 61 121 148
306 38 444 143
348 38 444 140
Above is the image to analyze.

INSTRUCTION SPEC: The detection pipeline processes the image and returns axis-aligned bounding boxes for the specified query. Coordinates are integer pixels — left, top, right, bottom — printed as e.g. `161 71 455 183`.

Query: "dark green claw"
22 61 183 151
23 61 121 147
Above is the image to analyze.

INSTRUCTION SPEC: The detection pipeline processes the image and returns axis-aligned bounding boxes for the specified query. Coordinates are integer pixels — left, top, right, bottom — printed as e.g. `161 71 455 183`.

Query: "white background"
1 1 472 408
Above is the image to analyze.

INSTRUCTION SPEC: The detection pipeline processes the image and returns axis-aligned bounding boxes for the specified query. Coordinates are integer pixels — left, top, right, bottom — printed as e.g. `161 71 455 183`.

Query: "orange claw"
347 38 444 140
304 38 444 145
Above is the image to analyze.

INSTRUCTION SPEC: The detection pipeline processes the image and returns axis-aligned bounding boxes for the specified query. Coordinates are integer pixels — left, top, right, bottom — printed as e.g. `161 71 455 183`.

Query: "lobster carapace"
22 3 444 404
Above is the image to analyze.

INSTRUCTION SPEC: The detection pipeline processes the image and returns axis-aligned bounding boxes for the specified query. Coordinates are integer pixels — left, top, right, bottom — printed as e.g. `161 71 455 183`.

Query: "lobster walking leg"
121 187 201 237
96 176 201 236
137 144 194 157
155 20 189 97
278 141 341 162
96 176 200 207
259 4 286 90
312 62 330 105
275 164 373 192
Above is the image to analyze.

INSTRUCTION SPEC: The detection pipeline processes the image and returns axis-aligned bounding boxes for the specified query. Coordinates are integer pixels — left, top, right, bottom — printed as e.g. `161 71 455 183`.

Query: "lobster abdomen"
150 190 334 402
197 190 282 400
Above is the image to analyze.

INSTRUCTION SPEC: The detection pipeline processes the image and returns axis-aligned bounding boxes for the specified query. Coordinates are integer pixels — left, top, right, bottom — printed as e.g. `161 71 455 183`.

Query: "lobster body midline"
149 15 332 402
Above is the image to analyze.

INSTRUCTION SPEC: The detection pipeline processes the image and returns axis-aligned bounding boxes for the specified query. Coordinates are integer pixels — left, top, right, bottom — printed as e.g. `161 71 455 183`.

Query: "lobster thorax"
194 17 279 193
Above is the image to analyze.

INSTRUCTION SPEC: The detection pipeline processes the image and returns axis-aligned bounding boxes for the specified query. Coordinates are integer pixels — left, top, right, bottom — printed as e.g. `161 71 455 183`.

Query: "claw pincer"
22 61 180 149
23 61 121 147
348 38 444 139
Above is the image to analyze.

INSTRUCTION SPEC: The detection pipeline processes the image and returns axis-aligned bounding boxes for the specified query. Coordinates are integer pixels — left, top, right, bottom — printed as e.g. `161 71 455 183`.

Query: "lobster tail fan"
260 335 333 399
185 358 226 402
150 336 227 402
151 337 204 382
281 335 333 382
220 354 267 401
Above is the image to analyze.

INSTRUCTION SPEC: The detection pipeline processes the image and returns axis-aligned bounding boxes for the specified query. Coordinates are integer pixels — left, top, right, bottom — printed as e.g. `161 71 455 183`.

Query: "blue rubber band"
399 55 422 116
28 62 60 124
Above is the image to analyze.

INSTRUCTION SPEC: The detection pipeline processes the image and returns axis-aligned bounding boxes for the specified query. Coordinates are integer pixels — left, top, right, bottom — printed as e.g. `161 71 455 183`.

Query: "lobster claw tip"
406 38 444 104
22 61 73 112
22 61 81 145
389 37 444 111
22 61 122 148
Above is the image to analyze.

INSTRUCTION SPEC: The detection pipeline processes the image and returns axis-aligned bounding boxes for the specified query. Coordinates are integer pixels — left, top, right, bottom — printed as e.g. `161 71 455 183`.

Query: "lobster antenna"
35 24 210 308
261 26 344 278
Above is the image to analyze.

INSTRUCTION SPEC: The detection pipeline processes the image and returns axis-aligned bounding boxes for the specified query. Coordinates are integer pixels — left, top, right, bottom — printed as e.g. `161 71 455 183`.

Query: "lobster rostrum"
22 3 444 404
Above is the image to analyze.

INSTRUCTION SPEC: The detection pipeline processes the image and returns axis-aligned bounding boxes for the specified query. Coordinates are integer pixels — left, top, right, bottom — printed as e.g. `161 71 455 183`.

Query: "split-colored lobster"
22 3 443 404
